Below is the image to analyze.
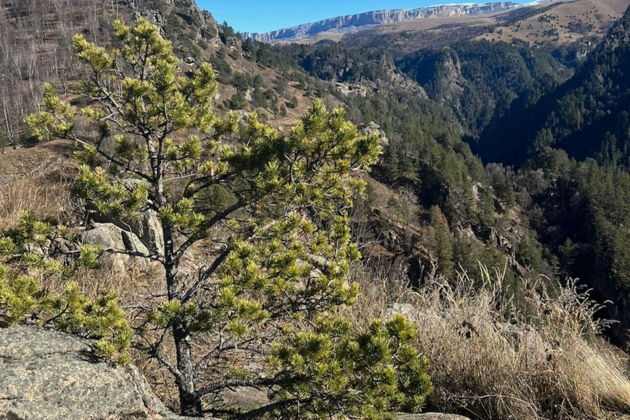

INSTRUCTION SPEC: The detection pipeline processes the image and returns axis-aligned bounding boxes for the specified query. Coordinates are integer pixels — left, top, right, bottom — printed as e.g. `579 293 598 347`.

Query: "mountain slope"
478 0 629 52
397 39 570 134
477 4 630 167
343 0 628 59
0 0 222 145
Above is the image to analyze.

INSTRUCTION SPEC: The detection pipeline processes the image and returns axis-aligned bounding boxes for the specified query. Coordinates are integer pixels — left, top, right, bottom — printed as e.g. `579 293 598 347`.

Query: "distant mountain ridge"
243 2 531 43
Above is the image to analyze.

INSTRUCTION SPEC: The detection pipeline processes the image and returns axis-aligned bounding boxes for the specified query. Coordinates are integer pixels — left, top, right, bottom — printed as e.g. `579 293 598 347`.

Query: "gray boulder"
0 327 193 419
93 209 164 255
80 223 151 271
81 223 149 254
123 210 164 255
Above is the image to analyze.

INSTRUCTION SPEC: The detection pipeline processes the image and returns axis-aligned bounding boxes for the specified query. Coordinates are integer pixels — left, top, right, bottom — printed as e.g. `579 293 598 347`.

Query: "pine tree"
430 206 454 277
25 19 432 417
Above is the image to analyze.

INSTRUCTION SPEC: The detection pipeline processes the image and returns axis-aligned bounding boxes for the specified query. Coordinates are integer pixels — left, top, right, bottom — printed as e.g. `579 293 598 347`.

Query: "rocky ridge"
244 2 523 43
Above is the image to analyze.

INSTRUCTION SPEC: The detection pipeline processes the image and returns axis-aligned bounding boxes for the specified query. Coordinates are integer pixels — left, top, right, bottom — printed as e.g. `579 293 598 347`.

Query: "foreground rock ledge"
0 327 469 419
0 327 190 420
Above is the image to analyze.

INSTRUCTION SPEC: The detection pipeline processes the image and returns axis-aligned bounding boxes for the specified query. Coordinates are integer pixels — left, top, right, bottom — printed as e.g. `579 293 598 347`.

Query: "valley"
1 0 630 418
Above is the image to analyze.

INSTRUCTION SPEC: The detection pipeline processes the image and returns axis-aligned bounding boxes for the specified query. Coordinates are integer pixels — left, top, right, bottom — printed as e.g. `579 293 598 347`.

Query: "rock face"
244 2 521 43
0 327 189 419
80 222 152 271
94 209 165 255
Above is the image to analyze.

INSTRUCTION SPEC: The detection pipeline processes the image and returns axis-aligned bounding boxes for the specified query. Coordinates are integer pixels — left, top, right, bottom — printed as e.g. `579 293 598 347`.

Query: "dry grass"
350 262 630 420
478 0 629 47
0 141 76 228
0 173 74 229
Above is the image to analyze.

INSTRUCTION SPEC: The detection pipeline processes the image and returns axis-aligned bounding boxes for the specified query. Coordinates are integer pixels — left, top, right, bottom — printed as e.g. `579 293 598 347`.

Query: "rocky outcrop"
81 222 152 271
0 327 192 419
0 326 465 419
130 0 220 48
94 209 164 255
244 2 521 43
362 122 390 147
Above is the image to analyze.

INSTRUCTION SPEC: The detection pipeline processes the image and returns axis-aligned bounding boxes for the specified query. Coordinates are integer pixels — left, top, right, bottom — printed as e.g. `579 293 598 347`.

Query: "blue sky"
199 0 533 33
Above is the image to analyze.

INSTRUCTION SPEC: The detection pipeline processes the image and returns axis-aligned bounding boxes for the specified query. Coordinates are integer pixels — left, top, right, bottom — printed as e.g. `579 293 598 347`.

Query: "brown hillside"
342 0 628 54
479 0 630 49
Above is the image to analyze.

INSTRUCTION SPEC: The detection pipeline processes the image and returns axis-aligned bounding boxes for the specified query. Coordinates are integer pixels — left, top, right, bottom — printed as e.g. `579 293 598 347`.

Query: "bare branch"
181 247 231 304
101 247 163 263
196 376 279 398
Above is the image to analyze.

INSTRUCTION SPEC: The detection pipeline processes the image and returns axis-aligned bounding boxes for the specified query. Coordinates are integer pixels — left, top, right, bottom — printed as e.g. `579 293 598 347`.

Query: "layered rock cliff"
244 2 521 43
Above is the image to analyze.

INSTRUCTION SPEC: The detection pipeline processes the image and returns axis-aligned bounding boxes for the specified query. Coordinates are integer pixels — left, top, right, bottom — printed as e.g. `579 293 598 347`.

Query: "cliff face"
243 2 521 43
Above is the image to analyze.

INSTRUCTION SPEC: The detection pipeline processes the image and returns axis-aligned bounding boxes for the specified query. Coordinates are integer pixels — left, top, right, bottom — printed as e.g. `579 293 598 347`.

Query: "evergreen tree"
25 19 432 417
430 206 454 277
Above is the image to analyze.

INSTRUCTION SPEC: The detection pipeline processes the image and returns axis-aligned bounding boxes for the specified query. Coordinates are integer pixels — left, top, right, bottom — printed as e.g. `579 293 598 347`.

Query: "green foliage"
218 21 237 45
73 166 149 219
25 18 428 418
270 315 432 419
453 237 515 287
0 214 132 364
487 164 516 207
0 264 41 324
287 96 299 109
25 83 75 141
516 236 544 271
279 42 393 84
242 39 296 70
228 91 247 110
531 159 630 293
51 283 132 364
430 206 454 278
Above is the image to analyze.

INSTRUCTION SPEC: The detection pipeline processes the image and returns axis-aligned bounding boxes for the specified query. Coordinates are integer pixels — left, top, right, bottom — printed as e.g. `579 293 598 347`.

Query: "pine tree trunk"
162 219 203 416
173 323 203 417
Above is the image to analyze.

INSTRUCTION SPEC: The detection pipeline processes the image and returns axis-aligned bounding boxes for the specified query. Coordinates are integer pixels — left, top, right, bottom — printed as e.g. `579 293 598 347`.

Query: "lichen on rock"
0 327 197 420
